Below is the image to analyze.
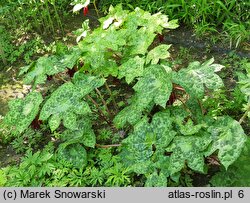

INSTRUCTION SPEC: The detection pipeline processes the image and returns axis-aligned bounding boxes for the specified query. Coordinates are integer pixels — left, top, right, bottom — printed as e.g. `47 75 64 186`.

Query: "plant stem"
197 99 206 115
45 0 55 36
104 81 119 113
95 88 112 117
95 143 121 148
87 95 112 126
0 44 7 65
57 75 68 83
93 0 100 18
52 3 64 35
239 103 250 124
177 96 197 123
173 84 185 91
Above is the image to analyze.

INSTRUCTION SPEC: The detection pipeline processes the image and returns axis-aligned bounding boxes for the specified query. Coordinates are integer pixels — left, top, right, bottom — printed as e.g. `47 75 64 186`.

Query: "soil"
0 144 22 168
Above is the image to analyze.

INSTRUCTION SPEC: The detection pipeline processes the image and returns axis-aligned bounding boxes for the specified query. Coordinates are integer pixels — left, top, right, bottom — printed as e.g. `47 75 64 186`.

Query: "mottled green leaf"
127 27 156 55
57 144 87 169
118 56 145 84
166 135 211 175
3 92 43 134
83 131 96 148
133 64 173 108
19 48 81 87
145 171 167 187
151 110 176 149
48 114 61 132
161 19 179 29
73 72 105 96
113 104 142 128
210 138 250 186
205 116 247 169
63 112 78 130
61 118 96 148
39 82 91 131
146 44 171 64
60 47 82 69
114 65 173 129
153 155 171 177
120 117 154 174
176 119 206 135
173 58 224 98
21 56 53 86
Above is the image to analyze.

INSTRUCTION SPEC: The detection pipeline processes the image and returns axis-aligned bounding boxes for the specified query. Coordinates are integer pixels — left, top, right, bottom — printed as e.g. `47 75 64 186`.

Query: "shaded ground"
0 144 22 168
165 26 250 58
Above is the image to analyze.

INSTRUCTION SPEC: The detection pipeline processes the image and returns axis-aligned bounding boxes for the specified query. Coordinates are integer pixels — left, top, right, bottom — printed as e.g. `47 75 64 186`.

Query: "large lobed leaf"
120 117 154 174
57 143 88 169
19 48 81 87
134 64 173 108
3 92 43 134
173 58 224 99
146 44 171 65
210 138 250 186
166 134 212 175
118 56 145 84
114 65 173 128
39 82 91 131
205 116 247 169
61 118 96 148
120 110 177 174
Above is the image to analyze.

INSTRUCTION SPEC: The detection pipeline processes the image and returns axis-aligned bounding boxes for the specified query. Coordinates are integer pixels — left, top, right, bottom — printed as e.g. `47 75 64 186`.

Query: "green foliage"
4 147 55 186
57 144 88 169
39 82 91 131
11 128 43 153
120 106 247 179
120 117 154 174
210 138 250 186
1 0 67 35
166 135 211 175
205 116 247 169
2 92 43 134
0 169 7 186
98 0 249 45
0 0 69 66
19 48 82 87
145 171 167 187
1 5 249 187
173 58 224 99
223 20 250 48
73 72 106 95
237 62 250 105
0 25 13 66
146 44 171 65
114 64 173 128
118 56 144 84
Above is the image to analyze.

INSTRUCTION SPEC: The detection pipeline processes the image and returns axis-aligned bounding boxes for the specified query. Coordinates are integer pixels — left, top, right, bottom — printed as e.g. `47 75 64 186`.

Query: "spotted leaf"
118 56 145 84
173 58 224 99
3 92 43 134
146 44 171 64
39 82 91 131
166 135 212 175
205 116 247 169
57 144 87 169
